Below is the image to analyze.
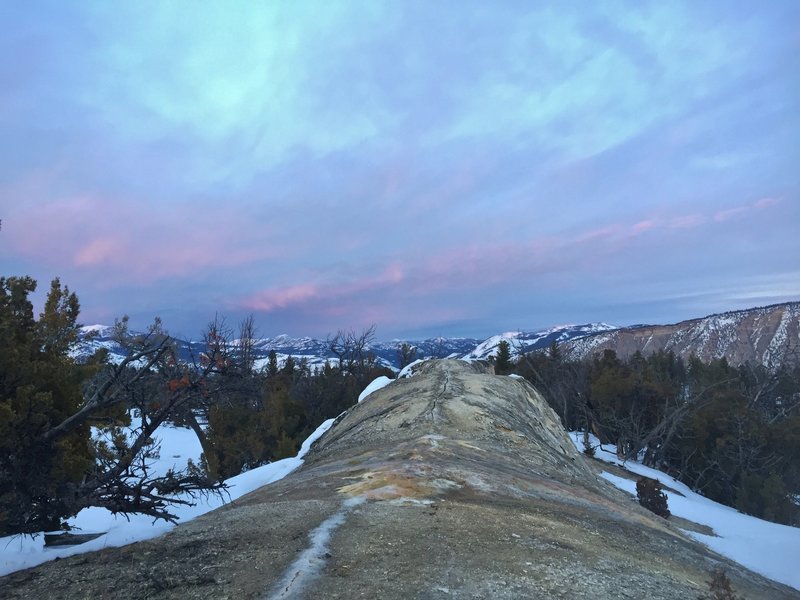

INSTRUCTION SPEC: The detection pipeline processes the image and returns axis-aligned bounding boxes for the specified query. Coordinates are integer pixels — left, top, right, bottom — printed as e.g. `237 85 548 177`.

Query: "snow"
569 432 800 591
465 332 521 359
79 324 113 335
398 358 426 378
91 417 203 478
357 375 393 402
0 417 335 577
267 496 364 599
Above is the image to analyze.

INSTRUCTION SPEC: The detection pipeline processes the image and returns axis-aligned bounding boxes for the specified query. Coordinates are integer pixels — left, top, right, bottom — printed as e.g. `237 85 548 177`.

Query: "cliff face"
2 361 797 599
563 302 800 369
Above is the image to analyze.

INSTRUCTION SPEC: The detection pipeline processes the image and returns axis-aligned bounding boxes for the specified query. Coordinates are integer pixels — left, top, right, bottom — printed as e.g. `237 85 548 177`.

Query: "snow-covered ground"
568 432 800 591
0 418 335 577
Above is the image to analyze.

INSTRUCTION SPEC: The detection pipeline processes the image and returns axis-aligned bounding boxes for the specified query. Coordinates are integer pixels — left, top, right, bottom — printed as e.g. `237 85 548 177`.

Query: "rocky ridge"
1 360 796 599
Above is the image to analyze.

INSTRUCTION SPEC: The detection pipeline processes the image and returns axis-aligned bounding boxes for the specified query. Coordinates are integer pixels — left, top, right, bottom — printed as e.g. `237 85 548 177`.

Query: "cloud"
3 192 273 283
245 284 319 312
754 197 781 210
713 206 749 222
235 192 791 327
669 215 706 229
712 197 784 223
632 220 656 234
1 2 797 337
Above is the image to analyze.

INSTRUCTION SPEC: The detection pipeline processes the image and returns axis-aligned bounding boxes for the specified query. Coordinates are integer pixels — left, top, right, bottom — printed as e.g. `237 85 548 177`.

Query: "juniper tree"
494 340 513 375
0 277 223 535
0 277 97 534
397 342 417 369
266 350 279 377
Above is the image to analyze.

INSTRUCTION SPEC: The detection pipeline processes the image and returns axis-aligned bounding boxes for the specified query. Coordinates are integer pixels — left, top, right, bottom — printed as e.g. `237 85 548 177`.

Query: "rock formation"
1 360 797 599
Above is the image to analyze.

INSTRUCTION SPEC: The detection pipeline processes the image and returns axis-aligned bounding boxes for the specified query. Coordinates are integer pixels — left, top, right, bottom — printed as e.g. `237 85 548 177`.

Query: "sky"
1 1 798 340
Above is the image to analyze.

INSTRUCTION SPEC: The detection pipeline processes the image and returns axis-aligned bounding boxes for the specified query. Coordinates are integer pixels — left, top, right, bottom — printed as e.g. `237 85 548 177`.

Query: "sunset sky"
1 1 798 339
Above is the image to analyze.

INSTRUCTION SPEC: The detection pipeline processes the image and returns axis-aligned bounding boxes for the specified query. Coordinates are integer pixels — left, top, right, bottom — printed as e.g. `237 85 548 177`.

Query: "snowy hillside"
568 432 800 591
562 302 800 369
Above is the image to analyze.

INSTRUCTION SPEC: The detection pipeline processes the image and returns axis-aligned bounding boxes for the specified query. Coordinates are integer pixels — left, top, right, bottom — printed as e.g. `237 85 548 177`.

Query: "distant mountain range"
73 301 800 372
73 323 617 371
560 302 800 370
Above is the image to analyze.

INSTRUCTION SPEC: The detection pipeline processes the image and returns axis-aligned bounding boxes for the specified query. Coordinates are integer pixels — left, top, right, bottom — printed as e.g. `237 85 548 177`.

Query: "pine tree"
0 277 96 534
494 340 513 375
397 342 417 369
282 355 296 376
266 350 278 377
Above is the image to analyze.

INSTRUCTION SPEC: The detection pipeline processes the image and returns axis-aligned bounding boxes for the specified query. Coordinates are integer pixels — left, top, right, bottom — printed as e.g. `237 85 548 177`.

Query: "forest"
2 275 798 538
515 342 800 526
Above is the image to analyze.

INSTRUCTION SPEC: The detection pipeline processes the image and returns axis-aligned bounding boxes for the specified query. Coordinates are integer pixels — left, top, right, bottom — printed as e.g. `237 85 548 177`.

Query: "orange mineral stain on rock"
337 468 461 500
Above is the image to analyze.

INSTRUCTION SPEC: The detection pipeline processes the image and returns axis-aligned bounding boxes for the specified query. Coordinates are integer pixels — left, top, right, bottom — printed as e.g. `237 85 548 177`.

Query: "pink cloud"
666 196 779 228
74 237 126 266
572 225 622 243
240 262 407 314
754 197 781 209
236 192 786 331
245 284 319 311
632 220 656 234
381 263 405 284
669 214 706 229
4 192 276 283
713 206 749 222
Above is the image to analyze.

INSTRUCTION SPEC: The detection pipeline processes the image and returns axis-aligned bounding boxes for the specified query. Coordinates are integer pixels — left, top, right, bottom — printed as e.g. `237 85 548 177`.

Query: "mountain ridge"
73 322 615 370
73 300 800 371
560 301 800 369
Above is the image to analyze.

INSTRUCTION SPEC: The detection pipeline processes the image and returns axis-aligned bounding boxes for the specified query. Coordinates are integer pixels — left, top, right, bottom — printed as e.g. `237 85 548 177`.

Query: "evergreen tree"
282 355 296 376
266 350 279 377
0 277 223 535
0 277 96 534
397 342 417 369
547 340 561 362
494 340 513 375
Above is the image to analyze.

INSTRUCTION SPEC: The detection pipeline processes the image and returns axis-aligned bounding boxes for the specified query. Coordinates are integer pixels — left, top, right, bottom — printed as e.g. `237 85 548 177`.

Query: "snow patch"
0 418 335 577
357 376 393 403
398 358 426 378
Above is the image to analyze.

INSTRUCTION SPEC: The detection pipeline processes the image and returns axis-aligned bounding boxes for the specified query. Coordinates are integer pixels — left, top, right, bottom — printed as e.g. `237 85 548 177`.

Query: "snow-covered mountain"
72 323 615 370
73 301 799 371
464 323 617 360
561 302 800 370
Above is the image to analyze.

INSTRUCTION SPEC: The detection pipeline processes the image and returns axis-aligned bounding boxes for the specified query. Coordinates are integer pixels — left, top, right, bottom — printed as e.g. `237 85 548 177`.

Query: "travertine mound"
2 360 797 599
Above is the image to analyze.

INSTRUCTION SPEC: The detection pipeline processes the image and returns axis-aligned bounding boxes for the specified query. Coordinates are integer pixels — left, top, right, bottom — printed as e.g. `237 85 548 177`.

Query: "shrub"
582 431 596 457
698 568 744 600
636 476 670 518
